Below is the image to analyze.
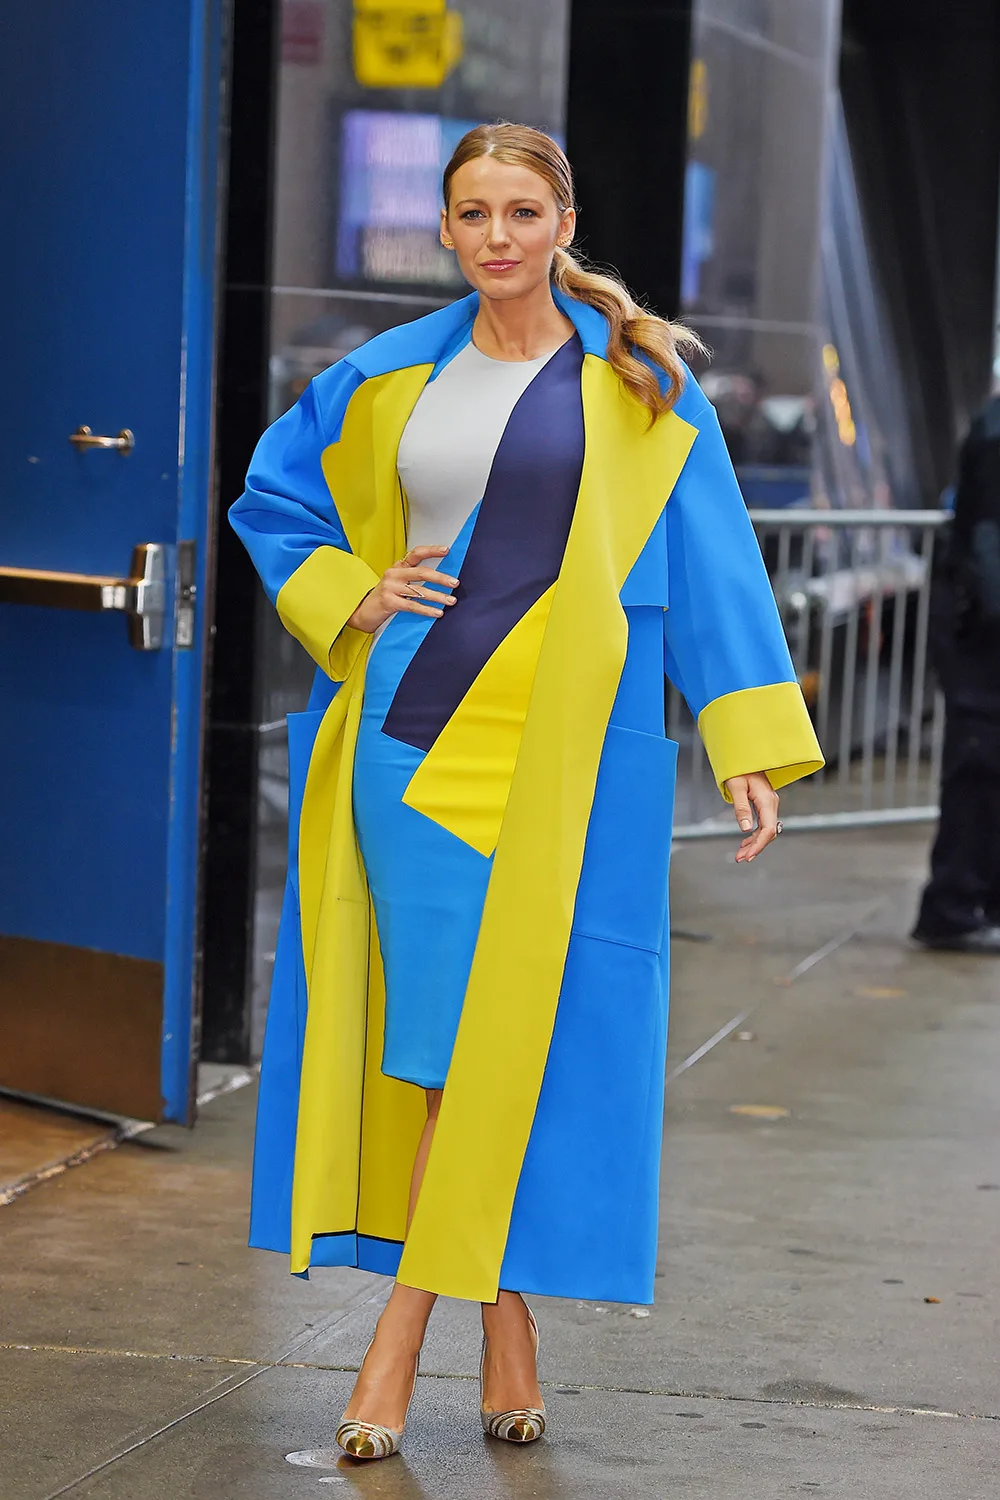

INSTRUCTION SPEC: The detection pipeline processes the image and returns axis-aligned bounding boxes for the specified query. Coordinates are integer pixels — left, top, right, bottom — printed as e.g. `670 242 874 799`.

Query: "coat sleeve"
663 395 824 800
228 368 381 682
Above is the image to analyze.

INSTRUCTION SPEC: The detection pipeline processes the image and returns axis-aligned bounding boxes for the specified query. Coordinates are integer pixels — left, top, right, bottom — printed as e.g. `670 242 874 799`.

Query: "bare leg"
340 1089 441 1431
406 1088 441 1231
481 1290 543 1413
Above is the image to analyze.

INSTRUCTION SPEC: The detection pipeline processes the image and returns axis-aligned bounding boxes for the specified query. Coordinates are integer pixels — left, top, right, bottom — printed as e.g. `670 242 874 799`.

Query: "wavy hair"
442 122 706 422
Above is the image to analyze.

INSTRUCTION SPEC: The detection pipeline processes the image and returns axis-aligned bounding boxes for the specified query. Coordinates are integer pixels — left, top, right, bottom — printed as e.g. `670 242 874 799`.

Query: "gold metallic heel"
335 1337 420 1460
480 1299 546 1443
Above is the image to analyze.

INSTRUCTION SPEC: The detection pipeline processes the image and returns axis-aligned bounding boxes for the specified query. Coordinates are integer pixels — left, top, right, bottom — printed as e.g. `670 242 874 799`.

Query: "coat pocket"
571 725 677 954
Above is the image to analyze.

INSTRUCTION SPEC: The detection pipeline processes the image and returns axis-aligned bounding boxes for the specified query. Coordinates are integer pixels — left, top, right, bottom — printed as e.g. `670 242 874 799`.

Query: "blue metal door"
0 3 224 1123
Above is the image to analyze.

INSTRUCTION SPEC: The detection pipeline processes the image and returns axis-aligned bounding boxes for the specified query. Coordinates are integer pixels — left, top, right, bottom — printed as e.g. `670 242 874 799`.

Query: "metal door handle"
0 543 165 649
69 425 135 453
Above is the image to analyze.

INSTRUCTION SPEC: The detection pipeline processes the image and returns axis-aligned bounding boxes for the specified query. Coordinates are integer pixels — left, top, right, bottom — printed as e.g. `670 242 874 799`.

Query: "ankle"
371 1320 425 1360
482 1291 526 1327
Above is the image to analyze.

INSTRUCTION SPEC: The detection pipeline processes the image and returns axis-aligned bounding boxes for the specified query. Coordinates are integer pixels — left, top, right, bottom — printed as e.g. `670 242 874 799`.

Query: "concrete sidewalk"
2 825 998 1498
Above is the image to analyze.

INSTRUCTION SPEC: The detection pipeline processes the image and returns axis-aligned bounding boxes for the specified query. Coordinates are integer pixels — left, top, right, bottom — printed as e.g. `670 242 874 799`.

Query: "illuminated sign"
337 110 478 285
353 1 463 89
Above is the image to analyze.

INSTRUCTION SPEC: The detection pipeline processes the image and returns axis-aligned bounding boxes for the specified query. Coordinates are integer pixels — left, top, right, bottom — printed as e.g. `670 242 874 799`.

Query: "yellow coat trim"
275 545 380 681
276 363 434 685
401 584 556 855
698 680 824 798
396 357 697 1301
291 365 432 1272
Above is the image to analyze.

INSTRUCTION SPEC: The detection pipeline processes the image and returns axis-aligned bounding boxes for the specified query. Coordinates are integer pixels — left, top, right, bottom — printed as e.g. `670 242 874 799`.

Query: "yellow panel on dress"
401 585 556 856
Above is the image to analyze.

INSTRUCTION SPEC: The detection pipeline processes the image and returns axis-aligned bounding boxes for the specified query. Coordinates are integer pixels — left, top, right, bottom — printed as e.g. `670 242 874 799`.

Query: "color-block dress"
356 333 583 1089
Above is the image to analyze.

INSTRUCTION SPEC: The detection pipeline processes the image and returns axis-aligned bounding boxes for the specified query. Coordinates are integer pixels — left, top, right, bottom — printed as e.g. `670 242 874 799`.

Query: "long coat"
230 290 823 1306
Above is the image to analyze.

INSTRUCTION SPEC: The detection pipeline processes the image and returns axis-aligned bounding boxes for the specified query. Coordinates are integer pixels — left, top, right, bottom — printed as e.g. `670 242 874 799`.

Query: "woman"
231 123 823 1459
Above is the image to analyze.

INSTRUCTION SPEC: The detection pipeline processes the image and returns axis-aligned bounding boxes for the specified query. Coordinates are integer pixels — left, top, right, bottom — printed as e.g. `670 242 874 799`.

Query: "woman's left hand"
725 771 781 863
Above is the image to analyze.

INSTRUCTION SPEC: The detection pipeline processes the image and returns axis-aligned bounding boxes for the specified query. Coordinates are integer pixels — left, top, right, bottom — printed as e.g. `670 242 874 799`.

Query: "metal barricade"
670 509 951 837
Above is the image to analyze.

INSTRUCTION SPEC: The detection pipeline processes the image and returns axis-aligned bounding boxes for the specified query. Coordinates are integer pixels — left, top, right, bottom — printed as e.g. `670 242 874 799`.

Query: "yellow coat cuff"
697 681 825 799
275 544 381 681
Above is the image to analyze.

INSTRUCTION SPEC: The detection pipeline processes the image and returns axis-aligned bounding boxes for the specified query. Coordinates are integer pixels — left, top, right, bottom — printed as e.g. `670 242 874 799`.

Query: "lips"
480 260 519 272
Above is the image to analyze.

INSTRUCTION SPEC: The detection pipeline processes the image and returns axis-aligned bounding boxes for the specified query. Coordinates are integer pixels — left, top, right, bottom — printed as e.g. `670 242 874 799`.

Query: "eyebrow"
452 197 547 209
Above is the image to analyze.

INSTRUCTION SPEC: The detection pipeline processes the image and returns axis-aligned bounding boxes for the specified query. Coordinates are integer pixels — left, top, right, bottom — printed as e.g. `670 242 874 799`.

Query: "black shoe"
912 925 1000 954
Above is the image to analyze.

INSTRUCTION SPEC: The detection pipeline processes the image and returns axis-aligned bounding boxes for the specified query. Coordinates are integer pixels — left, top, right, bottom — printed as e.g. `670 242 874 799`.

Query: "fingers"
729 777 754 835
380 547 459 621
385 582 446 617
732 773 779 864
736 825 773 862
401 545 449 565
391 579 455 612
406 566 460 587
398 598 448 618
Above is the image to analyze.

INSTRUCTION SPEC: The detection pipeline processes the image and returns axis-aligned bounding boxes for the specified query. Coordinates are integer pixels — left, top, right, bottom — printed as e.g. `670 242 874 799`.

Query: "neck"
471 280 574 361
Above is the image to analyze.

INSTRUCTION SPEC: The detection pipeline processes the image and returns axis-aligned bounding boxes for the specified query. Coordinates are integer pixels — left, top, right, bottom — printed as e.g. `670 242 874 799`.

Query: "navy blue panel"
381 334 585 752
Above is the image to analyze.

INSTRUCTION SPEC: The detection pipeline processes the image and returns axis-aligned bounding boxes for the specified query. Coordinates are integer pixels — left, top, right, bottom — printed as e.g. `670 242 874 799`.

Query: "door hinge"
175 540 197 649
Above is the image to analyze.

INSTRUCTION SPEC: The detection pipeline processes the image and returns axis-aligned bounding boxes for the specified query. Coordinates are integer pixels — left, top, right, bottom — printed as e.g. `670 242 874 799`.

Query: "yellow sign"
354 1 464 89
688 57 708 140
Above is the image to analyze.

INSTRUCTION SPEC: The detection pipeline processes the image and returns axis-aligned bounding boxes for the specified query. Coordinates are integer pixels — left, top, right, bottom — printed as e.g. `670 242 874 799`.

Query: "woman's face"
441 156 575 301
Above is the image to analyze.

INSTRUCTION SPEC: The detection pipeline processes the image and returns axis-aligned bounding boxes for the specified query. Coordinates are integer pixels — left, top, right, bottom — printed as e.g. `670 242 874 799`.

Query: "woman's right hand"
347 545 459 634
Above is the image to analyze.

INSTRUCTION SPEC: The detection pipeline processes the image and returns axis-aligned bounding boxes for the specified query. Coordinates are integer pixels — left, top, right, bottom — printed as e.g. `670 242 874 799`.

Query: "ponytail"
442 123 706 425
551 246 706 424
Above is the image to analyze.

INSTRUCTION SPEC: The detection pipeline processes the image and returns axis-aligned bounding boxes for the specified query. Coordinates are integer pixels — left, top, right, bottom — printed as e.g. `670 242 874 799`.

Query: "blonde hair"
443 122 706 423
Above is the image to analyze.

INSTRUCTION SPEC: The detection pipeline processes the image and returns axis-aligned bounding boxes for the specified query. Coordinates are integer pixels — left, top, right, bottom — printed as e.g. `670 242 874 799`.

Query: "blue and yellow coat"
231 290 823 1305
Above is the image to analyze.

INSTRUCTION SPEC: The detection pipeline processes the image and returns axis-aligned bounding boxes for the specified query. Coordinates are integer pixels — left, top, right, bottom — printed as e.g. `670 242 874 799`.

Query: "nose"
485 215 511 249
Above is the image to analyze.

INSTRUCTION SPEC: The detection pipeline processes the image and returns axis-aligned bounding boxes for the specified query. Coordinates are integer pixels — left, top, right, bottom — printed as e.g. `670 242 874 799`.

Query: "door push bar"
0 543 165 650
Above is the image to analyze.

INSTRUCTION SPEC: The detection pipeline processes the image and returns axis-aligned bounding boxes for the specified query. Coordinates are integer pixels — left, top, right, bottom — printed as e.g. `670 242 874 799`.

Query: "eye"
460 209 485 220
514 208 539 218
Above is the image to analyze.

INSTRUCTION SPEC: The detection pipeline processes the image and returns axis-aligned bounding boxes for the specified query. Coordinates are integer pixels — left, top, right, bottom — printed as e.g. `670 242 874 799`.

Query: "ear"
439 207 454 250
556 205 577 249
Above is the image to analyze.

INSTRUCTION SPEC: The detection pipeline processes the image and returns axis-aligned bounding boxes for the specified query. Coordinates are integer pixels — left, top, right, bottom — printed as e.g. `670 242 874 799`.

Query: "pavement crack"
10 1341 997 1428
0 1131 127 1206
30 1289 384 1498
665 899 885 1085
538 1382 999 1424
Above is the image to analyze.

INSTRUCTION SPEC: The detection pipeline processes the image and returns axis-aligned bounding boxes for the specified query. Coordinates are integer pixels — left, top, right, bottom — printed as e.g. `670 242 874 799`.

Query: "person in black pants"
914 393 1000 953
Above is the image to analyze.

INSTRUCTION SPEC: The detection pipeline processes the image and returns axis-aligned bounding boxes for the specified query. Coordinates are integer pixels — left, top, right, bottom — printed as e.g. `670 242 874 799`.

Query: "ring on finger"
776 820 784 836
